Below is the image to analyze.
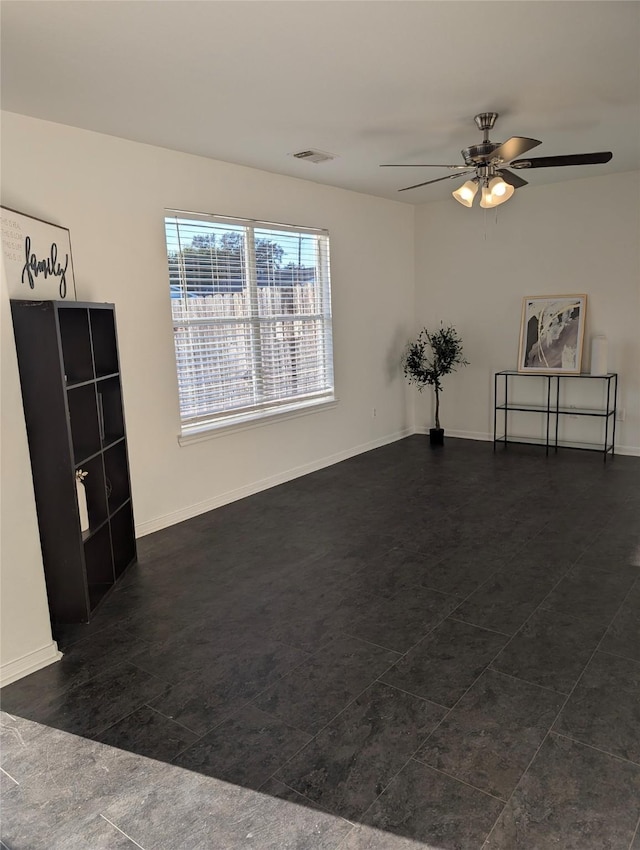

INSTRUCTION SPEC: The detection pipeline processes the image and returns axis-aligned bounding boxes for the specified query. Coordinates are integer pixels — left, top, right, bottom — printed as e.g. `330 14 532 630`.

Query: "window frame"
165 210 335 438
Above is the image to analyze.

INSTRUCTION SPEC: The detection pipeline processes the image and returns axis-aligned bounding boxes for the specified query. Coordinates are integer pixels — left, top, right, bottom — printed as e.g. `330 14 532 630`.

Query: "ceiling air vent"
291 149 337 164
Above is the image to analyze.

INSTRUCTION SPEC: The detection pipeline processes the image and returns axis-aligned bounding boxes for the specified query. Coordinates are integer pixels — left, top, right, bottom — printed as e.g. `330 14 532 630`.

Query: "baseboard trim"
136 428 413 537
413 427 492 442
136 426 639 537
0 641 62 687
413 427 640 456
615 445 640 457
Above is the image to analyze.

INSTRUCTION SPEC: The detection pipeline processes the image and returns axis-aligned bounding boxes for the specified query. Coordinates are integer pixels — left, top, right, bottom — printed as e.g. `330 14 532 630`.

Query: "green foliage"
168 233 289 289
403 324 469 430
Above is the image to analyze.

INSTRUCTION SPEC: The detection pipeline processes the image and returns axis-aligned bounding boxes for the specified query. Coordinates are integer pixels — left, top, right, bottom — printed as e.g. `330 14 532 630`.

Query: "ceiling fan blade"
380 164 471 169
499 169 528 189
491 136 542 162
510 152 613 169
398 171 474 192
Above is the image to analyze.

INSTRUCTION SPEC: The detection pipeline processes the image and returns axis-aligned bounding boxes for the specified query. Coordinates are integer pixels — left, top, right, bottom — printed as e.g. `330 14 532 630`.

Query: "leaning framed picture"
518 294 587 374
1 206 76 300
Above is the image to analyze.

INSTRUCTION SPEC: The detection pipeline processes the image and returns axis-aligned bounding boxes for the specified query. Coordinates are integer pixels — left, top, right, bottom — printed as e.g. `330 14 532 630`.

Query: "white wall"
0 111 414 680
413 171 640 454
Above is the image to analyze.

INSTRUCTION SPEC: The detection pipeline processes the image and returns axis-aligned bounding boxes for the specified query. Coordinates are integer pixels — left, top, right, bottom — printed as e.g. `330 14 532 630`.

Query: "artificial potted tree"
403 324 469 445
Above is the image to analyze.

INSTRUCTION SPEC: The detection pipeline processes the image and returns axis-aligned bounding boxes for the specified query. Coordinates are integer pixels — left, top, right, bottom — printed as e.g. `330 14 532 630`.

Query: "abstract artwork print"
518 295 587 374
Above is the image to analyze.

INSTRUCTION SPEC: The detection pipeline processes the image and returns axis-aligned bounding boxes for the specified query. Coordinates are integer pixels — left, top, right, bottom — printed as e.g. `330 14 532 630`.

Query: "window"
165 210 334 436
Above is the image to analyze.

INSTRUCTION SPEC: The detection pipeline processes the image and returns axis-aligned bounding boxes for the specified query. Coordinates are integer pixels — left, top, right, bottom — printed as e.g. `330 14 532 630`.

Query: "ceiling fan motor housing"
461 142 501 165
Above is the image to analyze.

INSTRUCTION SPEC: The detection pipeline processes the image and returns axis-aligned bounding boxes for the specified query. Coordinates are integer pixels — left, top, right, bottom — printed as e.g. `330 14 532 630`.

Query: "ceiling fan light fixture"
480 177 515 208
489 176 508 197
452 179 479 207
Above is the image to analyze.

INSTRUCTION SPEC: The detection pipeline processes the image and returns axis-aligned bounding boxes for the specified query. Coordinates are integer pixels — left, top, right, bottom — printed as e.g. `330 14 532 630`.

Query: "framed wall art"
518 294 587 374
1 206 76 300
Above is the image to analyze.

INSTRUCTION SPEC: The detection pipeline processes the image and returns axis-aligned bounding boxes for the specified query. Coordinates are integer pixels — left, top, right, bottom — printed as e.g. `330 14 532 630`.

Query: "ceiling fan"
381 112 613 207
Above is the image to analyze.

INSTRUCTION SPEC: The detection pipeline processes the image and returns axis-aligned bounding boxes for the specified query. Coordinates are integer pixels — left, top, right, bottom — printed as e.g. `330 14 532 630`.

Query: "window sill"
178 397 339 446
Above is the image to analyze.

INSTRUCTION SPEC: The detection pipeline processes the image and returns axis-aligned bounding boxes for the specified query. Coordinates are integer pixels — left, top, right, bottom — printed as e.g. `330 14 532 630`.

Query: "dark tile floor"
2 436 640 850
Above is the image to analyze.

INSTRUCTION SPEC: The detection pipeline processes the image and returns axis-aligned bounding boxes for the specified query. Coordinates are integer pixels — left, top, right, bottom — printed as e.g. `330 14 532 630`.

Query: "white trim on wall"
0 641 61 688
136 428 413 536
412 426 640 456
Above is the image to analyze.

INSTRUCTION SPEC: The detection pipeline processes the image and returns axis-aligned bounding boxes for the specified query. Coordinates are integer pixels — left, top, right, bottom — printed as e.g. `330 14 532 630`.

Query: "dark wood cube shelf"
11 300 137 623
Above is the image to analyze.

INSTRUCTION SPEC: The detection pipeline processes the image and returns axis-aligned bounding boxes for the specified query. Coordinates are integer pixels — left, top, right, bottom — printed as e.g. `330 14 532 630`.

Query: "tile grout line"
408 757 507 803
86 663 171 738
252 605 469 803
446 615 512 637
477 526 620 691
255 676 402 795
314 546 564 822
481 568 640 848
628 813 640 850
371 680 448 710
482 513 639 806
485 666 568 697
99 814 148 849
264 778 357 827
90 700 189 742
333 750 425 846
256 670 451 806
248 595 474 785
597 646 640 665
333 620 524 842
419 513 582 650
170 701 315 767
161 632 364 763
144 702 207 735
338 631 405 656
252 607 481 800
551 730 640 769
0 766 19 786
146 631 324 743
393 623 518 777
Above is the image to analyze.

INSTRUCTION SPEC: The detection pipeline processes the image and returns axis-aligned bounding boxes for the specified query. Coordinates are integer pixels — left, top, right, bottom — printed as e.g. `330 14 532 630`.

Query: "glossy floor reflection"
2 436 640 849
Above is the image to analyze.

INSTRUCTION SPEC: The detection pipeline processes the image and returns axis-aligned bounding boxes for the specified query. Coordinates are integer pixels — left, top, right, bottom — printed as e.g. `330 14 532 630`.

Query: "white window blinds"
165 211 334 434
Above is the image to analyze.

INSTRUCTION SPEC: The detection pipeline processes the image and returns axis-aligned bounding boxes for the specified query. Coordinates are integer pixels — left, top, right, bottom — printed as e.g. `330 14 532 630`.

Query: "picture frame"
518 294 587 374
1 206 76 300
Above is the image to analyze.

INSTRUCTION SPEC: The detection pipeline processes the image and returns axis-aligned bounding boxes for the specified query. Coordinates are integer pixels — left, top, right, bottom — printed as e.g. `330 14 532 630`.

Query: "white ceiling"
1 1 639 204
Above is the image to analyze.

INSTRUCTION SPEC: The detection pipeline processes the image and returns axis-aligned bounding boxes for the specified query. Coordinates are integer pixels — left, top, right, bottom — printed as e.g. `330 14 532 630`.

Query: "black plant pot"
429 428 444 446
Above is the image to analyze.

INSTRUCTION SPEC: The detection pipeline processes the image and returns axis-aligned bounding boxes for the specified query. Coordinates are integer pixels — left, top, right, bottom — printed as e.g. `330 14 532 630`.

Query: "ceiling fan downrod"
474 112 499 141
462 113 501 165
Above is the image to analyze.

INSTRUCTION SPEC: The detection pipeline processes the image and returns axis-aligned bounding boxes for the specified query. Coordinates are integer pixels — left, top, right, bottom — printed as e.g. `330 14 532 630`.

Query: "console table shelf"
493 370 618 461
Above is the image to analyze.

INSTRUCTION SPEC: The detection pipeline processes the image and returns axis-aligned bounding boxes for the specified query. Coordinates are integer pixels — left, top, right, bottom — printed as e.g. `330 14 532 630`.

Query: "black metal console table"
493 371 618 461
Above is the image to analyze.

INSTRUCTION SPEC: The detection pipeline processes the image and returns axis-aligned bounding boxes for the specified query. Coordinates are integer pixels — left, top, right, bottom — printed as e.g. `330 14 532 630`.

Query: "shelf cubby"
111 501 136 577
90 308 119 377
67 383 101 464
59 308 94 384
104 439 130 514
98 376 125 446
84 524 114 587
77 453 108 532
